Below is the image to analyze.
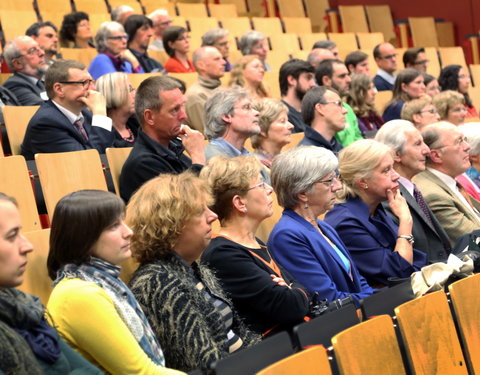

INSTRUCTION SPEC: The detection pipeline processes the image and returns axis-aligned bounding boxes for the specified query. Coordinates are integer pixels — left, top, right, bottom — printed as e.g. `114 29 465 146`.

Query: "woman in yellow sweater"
46 190 185 375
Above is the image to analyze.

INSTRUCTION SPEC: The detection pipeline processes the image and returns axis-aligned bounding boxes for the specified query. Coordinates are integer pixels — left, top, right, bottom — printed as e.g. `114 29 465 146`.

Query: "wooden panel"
277 0 305 18
299 33 328 50
3 105 40 156
219 17 251 38
252 17 283 37
283 17 312 34
328 32 358 60
0 10 38 42
438 46 467 69
409 17 439 47
436 21 456 47
106 147 132 196
304 0 329 33
339 5 369 33
365 5 396 46
425 47 441 78
356 32 384 51
269 33 300 52
209 4 238 18
177 2 208 17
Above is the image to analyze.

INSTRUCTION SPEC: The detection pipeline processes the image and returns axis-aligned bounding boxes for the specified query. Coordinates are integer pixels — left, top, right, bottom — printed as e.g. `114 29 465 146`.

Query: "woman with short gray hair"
458 122 480 197
268 146 375 305
88 21 143 79
238 30 271 71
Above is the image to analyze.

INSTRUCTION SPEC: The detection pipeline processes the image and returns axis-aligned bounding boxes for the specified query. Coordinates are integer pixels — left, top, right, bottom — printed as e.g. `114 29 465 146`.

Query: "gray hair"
422 121 458 150
3 36 31 70
111 5 134 22
238 30 266 55
202 28 229 46
375 120 417 154
148 8 169 20
204 87 249 139
135 75 181 127
95 21 125 52
271 146 338 209
459 122 480 156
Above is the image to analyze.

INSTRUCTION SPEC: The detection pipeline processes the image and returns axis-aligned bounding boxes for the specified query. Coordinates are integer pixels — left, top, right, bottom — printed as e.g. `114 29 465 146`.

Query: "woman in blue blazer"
268 146 375 307
325 140 427 287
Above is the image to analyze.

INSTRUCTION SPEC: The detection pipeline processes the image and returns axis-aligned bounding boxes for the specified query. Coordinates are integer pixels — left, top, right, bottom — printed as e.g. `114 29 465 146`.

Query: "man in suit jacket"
21 59 114 160
3 36 48 105
376 120 452 262
373 42 397 91
414 122 480 246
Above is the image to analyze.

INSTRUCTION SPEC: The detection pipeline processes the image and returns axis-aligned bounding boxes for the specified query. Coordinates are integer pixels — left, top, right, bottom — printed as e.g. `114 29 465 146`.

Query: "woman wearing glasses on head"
268 146 375 306
163 26 195 73
201 155 310 337
89 21 143 80
324 140 427 288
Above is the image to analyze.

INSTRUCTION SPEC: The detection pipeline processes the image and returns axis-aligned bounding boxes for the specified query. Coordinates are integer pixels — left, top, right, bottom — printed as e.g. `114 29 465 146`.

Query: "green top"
335 102 363 146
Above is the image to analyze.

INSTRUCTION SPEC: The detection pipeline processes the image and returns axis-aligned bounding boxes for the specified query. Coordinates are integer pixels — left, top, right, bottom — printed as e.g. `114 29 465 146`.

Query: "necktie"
456 182 480 216
413 185 433 225
73 118 89 142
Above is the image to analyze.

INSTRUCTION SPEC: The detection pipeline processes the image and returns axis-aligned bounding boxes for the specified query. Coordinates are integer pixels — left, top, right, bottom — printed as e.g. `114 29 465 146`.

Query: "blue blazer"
382 101 405 122
373 75 394 91
324 198 427 286
268 209 375 306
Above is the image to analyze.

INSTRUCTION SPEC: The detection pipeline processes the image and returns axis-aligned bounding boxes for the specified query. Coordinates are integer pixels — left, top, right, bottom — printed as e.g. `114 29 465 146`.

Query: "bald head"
307 48 335 68
192 46 225 80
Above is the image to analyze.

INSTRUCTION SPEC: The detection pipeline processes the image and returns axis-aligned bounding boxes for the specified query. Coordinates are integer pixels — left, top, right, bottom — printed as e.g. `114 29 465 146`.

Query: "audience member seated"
59 12 94 48
3 36 48 105
346 73 384 136
459 122 480 190
202 28 233 72
376 121 452 262
163 26 195 73
119 76 205 202
373 42 397 91
238 31 271 72
312 40 339 59
401 96 440 130
148 9 172 51
403 47 428 72
268 147 375 305
26 21 61 65
298 86 346 154
383 68 426 122
414 122 480 246
125 15 165 73
423 73 440 98
439 64 478 118
432 90 467 126
95 72 139 147
251 99 293 168
127 173 260 372
184 46 225 133
315 59 363 146
46 190 184 374
0 192 103 375
345 51 370 76
325 139 427 286
111 5 134 26
279 59 315 133
201 156 310 335
89 22 143 80
21 59 114 160
229 55 268 100
307 48 335 69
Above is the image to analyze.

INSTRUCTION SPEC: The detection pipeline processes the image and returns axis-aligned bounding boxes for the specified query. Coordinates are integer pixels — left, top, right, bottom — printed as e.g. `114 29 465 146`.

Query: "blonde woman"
229 55 269 99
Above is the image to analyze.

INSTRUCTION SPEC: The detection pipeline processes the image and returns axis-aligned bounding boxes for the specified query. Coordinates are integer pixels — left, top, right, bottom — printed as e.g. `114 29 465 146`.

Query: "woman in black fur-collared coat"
127 172 260 373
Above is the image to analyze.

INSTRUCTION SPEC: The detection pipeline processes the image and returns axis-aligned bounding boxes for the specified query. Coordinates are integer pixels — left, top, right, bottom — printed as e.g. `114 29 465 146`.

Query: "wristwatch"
398 234 415 244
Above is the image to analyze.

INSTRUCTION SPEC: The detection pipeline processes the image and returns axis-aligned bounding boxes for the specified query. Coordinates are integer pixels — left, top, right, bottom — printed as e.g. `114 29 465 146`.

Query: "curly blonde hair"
250 99 288 149
126 172 212 264
200 155 262 224
229 55 269 98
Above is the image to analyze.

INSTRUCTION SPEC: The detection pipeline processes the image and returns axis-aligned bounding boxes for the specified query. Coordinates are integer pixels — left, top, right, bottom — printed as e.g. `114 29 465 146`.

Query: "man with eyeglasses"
3 36 49 105
414 122 480 246
403 47 428 73
120 76 206 202
26 21 61 66
376 120 451 262
298 86 347 155
373 42 397 91
315 59 363 147
125 15 165 73
148 9 172 51
21 59 114 160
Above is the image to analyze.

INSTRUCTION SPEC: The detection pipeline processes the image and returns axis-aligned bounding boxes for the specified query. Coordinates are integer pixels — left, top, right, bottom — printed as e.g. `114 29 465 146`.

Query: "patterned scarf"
54 257 165 366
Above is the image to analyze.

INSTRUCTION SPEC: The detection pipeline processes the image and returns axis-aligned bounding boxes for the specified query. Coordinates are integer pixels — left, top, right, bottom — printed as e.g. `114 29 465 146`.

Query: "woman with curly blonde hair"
346 74 384 136
127 172 260 373
229 55 269 99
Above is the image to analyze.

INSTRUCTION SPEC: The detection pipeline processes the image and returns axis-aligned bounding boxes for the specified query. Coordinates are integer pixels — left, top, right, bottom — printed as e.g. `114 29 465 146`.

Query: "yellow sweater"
47 278 185 375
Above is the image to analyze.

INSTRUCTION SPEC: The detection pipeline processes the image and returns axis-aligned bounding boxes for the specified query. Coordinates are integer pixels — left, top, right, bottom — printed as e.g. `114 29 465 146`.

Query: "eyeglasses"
316 171 340 188
380 53 397 60
176 35 191 41
248 181 269 191
216 41 229 47
59 79 95 89
15 46 43 58
436 136 469 149
419 108 438 115
414 59 429 65
321 100 343 108
234 102 254 111
451 106 468 113
107 35 129 41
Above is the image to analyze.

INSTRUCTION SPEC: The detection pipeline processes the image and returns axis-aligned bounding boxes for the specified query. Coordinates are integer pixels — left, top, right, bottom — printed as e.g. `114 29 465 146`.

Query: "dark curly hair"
438 64 473 107
59 11 90 47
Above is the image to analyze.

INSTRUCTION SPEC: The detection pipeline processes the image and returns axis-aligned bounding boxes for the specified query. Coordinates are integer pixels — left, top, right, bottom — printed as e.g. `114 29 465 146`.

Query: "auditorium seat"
3 105 40 156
